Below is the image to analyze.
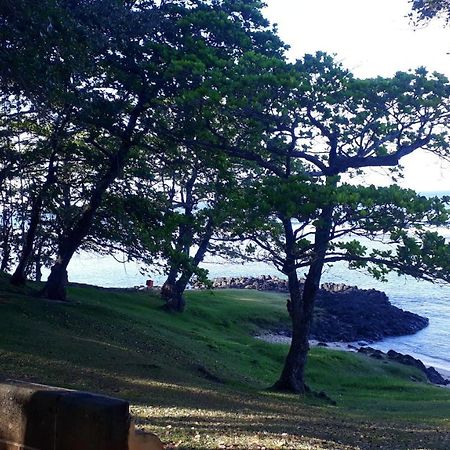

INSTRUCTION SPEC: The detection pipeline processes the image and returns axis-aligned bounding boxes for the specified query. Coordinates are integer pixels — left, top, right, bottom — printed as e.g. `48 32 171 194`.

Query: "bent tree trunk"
11 114 68 286
10 193 44 286
273 206 333 394
41 163 124 300
34 241 43 282
0 225 11 273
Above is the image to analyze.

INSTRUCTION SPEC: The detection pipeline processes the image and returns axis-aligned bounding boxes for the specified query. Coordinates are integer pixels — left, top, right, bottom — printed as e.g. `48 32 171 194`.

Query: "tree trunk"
35 258 42 282
273 204 334 394
0 204 12 272
161 267 179 302
11 155 56 286
272 268 309 393
10 195 44 286
164 218 214 312
41 101 145 300
42 260 69 300
164 285 186 312
0 227 11 272
41 178 115 300
162 174 198 309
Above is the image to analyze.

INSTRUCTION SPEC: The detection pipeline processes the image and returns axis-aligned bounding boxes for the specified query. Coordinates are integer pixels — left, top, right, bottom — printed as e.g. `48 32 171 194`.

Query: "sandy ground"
255 332 450 385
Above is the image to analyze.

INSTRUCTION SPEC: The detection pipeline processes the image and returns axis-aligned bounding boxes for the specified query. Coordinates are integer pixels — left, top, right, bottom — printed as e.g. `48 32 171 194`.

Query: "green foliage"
410 0 450 23
0 0 287 284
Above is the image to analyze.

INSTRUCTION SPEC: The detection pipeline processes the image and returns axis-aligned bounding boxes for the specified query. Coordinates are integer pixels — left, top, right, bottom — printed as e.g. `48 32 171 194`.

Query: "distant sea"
43 190 450 373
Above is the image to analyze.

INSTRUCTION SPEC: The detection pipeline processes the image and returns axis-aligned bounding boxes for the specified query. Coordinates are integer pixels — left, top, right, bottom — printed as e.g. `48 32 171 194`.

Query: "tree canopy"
410 0 450 23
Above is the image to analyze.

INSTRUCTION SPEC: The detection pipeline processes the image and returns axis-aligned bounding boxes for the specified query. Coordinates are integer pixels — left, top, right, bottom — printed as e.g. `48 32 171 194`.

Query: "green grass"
0 273 449 449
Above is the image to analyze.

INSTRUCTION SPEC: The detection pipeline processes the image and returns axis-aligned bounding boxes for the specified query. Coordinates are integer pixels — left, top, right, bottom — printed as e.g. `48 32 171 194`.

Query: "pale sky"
264 0 450 193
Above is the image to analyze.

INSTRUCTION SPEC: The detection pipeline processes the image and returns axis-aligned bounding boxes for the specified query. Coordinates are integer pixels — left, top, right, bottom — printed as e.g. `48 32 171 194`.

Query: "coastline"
57 256 450 382
255 332 450 385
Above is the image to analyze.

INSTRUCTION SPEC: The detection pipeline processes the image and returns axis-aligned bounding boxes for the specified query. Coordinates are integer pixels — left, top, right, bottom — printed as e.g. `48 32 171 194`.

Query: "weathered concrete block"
0 380 129 450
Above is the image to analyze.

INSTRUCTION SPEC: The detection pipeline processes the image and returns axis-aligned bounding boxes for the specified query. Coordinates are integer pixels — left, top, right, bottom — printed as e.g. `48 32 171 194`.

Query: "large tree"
208 52 450 393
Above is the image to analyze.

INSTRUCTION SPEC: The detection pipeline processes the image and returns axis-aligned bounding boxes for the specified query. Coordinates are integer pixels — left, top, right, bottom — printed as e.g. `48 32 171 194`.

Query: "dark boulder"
357 346 385 360
310 288 429 343
387 350 449 386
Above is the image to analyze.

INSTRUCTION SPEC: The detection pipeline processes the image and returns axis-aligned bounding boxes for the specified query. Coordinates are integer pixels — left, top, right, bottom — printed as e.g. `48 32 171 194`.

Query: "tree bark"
10 194 43 286
34 242 43 282
0 220 11 273
273 204 334 394
272 267 308 393
161 266 179 302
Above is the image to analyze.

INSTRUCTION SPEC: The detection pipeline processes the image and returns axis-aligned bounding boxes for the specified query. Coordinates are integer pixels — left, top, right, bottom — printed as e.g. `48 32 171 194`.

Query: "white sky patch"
264 0 450 192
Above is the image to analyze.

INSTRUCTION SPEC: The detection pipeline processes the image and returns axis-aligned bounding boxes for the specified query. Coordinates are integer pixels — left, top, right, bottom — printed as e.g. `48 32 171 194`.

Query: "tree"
9 106 74 286
410 0 450 23
0 0 285 300
208 53 450 393
157 153 237 312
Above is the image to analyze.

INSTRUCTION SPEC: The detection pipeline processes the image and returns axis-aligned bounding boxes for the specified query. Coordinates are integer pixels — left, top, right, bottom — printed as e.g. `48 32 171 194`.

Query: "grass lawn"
0 274 449 449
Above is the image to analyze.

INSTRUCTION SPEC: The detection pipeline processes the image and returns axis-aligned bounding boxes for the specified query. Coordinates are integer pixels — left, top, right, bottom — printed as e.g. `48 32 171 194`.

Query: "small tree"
157 160 236 312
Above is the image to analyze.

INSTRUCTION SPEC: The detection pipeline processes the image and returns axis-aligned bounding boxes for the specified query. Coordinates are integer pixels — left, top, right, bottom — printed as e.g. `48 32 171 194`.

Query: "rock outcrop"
193 276 429 343
312 287 428 342
357 347 449 386
386 349 449 385
191 275 357 293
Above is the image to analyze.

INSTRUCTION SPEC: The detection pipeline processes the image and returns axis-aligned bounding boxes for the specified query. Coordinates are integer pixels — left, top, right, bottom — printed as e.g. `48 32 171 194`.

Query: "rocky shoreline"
357 347 449 385
193 275 429 343
256 333 449 386
200 275 450 386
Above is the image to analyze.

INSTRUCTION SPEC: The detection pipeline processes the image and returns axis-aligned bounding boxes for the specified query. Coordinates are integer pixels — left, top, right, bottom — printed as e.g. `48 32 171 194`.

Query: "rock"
357 347 385 360
310 288 428 343
387 350 449 385
425 367 449 385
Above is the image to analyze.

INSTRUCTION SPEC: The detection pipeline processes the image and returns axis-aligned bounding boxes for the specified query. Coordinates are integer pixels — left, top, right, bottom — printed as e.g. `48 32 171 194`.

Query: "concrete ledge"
0 380 130 450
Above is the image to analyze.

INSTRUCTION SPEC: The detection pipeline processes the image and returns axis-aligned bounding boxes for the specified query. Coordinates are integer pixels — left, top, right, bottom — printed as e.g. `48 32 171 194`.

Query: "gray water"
45 247 450 373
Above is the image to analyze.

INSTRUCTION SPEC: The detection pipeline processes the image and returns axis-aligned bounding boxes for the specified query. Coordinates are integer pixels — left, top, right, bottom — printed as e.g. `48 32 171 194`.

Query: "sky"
263 0 450 193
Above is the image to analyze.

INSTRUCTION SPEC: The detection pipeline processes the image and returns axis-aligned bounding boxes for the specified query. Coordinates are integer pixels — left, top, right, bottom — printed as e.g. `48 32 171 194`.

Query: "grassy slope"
0 274 449 450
